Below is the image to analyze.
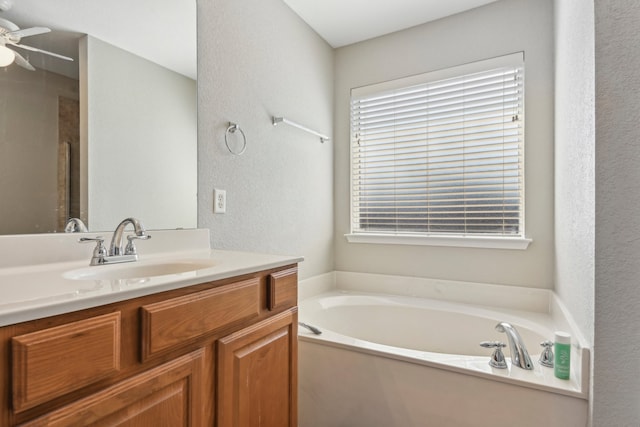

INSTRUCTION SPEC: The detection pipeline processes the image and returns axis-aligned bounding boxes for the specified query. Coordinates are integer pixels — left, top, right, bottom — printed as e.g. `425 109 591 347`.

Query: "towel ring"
225 122 247 155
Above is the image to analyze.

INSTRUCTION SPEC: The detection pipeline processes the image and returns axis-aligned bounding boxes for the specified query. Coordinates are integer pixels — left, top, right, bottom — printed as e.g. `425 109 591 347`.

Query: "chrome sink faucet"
495 322 534 370
109 217 150 256
80 217 151 266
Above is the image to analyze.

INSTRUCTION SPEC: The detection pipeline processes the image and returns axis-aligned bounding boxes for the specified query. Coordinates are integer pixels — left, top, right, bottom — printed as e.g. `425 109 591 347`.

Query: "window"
348 53 529 249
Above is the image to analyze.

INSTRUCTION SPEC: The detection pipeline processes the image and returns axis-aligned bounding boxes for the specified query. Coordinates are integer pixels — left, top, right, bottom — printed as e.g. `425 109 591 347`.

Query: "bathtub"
298 272 589 427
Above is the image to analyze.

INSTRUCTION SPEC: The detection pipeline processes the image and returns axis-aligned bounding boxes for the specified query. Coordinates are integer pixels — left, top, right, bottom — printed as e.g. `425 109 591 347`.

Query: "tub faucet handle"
539 340 554 367
480 341 508 369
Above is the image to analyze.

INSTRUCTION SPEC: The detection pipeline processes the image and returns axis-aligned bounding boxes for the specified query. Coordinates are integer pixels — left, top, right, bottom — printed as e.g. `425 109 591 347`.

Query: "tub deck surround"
0 229 303 326
298 271 590 401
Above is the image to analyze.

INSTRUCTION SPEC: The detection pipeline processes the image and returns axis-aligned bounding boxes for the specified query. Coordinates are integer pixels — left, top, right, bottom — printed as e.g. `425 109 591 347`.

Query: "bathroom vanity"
0 230 301 426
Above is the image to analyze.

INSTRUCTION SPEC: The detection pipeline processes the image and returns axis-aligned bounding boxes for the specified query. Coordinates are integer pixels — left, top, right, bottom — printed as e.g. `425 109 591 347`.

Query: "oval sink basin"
64 260 217 281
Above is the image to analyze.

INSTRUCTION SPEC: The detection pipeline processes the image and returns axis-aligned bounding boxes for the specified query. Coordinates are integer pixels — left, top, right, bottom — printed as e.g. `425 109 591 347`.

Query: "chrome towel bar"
272 116 329 143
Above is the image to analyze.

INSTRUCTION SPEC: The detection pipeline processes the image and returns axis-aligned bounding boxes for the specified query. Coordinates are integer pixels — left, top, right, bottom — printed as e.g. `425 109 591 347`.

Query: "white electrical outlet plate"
214 189 226 213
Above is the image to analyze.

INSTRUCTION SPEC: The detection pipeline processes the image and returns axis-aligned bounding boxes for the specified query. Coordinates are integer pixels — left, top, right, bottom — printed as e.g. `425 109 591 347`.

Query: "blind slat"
351 54 524 237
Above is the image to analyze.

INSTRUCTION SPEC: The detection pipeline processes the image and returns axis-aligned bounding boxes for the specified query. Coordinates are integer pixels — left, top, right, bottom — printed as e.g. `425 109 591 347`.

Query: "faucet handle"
539 340 554 367
480 341 508 369
79 237 108 265
79 236 105 251
124 234 151 255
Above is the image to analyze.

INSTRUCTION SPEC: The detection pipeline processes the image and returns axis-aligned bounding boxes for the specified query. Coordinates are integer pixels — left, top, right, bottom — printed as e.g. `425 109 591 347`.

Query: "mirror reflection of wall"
0 36 197 235
82 35 197 232
0 61 80 234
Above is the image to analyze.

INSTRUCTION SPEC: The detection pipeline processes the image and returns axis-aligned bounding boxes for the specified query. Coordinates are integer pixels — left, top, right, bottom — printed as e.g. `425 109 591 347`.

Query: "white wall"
334 0 555 288
593 1 640 424
197 0 335 279
553 1 596 422
553 0 595 345
83 36 197 232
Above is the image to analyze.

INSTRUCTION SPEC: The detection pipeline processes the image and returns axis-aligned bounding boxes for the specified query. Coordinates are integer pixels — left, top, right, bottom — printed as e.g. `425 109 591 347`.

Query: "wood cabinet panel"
12 312 121 413
217 308 298 427
141 278 260 360
267 267 298 311
18 349 204 427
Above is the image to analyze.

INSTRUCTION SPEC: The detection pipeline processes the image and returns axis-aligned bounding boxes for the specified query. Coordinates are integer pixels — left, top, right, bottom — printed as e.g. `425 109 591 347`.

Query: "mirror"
0 0 197 235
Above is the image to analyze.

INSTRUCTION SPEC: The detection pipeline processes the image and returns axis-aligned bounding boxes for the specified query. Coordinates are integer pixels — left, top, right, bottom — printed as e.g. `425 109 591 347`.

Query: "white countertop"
0 229 302 326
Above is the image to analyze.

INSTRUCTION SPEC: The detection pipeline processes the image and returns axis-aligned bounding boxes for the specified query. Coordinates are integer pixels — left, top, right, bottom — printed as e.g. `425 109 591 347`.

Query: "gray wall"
333 0 555 288
593 0 640 424
197 0 335 279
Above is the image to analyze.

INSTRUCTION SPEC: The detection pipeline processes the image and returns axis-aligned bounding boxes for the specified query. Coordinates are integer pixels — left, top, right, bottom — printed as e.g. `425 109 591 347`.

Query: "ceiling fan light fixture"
0 0 12 12
0 44 15 66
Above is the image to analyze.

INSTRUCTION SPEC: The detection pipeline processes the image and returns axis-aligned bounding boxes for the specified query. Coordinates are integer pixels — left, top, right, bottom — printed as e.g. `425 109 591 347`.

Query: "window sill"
344 233 532 250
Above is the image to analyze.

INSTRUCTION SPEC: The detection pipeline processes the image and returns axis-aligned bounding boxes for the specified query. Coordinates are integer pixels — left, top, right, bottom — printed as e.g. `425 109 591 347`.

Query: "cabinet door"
217 308 297 427
19 349 204 427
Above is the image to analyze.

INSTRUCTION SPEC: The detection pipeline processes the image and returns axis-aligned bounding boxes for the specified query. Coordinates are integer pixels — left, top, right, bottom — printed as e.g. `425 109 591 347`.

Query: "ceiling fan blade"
11 50 36 71
8 27 51 38
0 17 20 32
12 43 73 61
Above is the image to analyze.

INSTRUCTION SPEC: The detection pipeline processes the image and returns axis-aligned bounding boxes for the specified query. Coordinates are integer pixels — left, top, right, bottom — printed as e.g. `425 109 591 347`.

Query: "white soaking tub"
298 272 590 427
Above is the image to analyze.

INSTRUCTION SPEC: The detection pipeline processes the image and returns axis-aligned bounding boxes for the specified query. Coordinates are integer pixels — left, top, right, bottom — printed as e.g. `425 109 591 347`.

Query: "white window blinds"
350 53 524 238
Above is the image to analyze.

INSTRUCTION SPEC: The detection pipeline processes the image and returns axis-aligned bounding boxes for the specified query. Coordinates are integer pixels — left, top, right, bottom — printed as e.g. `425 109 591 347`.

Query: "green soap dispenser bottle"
554 331 571 380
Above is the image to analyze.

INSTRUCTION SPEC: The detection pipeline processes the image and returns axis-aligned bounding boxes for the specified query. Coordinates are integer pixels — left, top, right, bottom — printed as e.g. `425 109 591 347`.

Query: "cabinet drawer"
267 267 298 311
141 278 260 360
12 312 121 413
19 349 204 427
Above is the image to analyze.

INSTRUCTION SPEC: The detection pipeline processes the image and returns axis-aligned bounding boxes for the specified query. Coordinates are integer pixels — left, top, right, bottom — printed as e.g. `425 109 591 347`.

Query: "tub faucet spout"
495 322 533 370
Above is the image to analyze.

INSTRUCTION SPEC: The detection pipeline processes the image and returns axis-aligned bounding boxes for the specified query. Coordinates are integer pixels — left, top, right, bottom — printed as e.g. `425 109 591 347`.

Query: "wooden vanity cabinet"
0 264 298 427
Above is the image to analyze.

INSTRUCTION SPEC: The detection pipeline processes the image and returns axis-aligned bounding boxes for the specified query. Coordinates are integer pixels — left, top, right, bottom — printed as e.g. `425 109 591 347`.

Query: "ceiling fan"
0 16 73 71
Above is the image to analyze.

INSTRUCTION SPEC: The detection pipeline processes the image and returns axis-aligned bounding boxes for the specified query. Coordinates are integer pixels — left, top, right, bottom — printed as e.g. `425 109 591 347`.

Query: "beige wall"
0 66 78 234
334 0 555 288
196 0 335 279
